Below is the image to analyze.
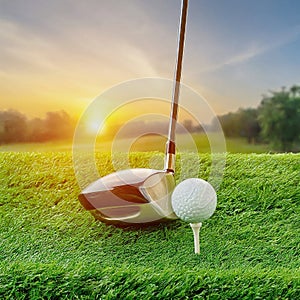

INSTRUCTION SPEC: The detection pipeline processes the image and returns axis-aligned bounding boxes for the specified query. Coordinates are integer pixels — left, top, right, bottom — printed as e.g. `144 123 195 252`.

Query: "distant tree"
290 85 300 98
258 87 300 151
0 109 75 144
0 110 27 144
182 119 204 133
183 119 193 133
237 108 261 144
213 108 260 143
217 112 240 137
27 117 47 142
44 110 74 140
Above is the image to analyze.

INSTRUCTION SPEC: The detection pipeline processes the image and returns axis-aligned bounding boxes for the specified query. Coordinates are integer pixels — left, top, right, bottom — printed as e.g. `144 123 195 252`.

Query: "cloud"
199 24 300 73
0 0 182 87
0 4 162 83
0 19 62 73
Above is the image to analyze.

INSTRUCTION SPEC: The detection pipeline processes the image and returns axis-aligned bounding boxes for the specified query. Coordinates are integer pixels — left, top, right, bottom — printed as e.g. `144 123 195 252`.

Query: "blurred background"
1 0 300 153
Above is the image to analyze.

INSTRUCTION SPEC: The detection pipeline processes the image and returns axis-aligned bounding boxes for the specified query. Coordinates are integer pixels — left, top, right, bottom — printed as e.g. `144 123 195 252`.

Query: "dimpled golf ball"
171 178 217 223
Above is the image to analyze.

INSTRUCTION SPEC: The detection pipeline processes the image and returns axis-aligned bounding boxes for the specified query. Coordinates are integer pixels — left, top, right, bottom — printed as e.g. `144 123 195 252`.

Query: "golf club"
78 0 189 226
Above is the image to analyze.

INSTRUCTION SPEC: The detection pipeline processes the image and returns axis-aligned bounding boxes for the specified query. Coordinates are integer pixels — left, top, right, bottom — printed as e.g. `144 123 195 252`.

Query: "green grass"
0 152 299 299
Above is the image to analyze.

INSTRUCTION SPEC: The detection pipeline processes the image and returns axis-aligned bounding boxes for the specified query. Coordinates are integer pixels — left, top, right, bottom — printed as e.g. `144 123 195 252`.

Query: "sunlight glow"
86 120 106 135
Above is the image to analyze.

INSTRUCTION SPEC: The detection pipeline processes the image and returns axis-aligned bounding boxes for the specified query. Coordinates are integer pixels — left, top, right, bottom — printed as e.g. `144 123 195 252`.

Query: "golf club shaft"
165 0 188 173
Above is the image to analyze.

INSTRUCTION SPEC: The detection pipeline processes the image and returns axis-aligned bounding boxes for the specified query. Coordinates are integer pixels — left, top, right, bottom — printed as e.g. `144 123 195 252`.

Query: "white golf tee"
190 222 202 254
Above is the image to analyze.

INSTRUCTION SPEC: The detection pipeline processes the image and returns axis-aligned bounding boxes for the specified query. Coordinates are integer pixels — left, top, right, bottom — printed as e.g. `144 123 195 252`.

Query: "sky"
1 0 300 124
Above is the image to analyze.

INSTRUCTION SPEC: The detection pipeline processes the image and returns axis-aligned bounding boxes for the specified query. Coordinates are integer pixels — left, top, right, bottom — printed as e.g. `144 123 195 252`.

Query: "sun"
86 119 106 135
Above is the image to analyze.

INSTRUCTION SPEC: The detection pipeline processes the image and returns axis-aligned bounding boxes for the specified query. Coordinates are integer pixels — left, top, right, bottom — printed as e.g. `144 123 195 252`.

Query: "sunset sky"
1 0 300 124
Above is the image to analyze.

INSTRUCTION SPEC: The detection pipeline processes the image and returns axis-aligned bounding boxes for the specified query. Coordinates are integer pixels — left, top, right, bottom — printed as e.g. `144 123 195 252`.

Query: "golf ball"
171 178 217 223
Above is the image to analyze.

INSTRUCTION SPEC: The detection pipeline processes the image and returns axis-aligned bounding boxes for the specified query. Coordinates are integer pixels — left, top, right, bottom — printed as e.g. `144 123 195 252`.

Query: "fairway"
0 152 299 299
0 133 271 153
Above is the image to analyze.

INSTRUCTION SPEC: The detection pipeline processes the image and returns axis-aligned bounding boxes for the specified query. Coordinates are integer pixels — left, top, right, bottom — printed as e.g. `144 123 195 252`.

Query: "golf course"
1 0 300 297
0 151 299 299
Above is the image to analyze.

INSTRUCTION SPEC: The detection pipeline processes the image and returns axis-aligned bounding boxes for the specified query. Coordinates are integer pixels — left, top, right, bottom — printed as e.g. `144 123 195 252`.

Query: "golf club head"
78 168 178 226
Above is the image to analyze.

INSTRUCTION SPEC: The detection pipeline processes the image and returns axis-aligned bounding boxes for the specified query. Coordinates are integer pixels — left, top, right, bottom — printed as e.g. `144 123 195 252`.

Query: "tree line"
1 84 299 151
213 85 300 152
0 110 75 144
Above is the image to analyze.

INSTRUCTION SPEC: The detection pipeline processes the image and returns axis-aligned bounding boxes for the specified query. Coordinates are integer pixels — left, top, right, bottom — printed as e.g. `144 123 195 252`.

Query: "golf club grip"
175 0 188 84
165 0 188 173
